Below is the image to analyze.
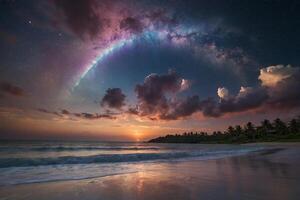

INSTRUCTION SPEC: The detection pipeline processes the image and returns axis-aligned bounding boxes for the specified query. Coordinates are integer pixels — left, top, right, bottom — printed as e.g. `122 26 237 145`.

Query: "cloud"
130 71 203 120
199 98 220 117
127 106 139 115
74 112 116 120
259 64 299 87
202 65 300 116
37 108 116 120
38 65 299 121
130 70 270 120
37 108 63 117
61 109 70 115
129 65 300 120
261 65 300 108
0 30 17 45
0 82 24 97
201 86 269 117
51 1 176 42
161 95 202 120
180 79 191 91
217 87 229 100
101 88 126 110
218 86 268 114
134 70 188 117
53 0 106 40
120 17 144 34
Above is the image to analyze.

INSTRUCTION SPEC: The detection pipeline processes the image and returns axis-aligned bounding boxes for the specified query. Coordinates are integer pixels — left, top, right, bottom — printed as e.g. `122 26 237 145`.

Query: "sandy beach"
1 0 300 199
1 143 299 200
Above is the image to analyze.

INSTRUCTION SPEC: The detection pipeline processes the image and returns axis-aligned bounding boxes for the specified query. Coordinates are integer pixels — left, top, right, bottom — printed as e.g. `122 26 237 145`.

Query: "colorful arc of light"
72 28 197 89
73 37 136 89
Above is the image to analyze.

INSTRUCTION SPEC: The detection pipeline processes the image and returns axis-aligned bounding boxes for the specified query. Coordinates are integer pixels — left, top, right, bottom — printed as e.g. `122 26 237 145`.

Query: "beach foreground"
0 143 300 200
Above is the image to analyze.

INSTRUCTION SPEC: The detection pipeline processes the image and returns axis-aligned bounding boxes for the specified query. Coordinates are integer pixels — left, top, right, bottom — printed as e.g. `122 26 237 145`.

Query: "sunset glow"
0 0 299 141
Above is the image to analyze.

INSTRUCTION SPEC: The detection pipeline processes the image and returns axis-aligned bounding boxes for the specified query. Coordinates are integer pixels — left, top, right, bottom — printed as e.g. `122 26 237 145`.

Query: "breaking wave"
0 148 262 168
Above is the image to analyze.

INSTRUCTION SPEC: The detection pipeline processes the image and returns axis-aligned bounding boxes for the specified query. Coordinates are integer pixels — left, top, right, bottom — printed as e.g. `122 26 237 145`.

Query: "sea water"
0 141 264 185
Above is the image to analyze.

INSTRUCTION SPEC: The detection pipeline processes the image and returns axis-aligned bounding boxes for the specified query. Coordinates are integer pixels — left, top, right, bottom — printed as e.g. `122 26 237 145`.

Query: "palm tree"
227 126 235 136
261 119 273 134
245 122 255 140
288 119 298 134
273 118 288 135
297 116 300 130
235 125 243 136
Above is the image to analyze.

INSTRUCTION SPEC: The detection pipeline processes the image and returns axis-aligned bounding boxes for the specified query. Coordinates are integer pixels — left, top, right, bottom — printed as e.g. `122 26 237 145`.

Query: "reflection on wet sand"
0 144 300 200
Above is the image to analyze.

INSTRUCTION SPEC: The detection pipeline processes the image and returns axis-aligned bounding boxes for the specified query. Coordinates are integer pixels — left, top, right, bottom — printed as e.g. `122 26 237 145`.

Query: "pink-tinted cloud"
101 88 126 110
0 82 24 97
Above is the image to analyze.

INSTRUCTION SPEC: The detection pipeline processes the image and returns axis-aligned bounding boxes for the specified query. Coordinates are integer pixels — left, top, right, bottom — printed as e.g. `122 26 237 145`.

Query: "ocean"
0 141 264 186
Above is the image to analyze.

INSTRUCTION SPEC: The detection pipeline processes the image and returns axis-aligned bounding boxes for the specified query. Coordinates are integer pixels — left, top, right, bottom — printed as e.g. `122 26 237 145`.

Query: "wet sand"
1 143 300 200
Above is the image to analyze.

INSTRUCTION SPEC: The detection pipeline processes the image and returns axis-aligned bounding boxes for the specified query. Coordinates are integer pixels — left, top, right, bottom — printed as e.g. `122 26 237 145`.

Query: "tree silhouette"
261 119 273 134
235 125 243 136
245 122 255 140
148 116 300 143
288 119 298 134
273 118 288 135
227 126 235 136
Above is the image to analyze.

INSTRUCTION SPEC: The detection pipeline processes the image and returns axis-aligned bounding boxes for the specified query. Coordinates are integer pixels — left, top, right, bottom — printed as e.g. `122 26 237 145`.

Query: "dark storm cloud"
101 88 126 110
161 95 202 120
159 86 267 119
201 65 300 117
132 71 266 120
155 87 268 119
0 82 24 97
129 66 300 120
134 70 185 116
260 65 300 108
53 0 104 40
35 67 292 122
268 75 300 108
205 87 268 117
218 87 268 114
199 98 220 117
131 71 202 120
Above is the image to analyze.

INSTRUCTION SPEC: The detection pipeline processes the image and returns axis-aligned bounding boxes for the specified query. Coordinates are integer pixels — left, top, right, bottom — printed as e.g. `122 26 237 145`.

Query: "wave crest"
0 148 262 168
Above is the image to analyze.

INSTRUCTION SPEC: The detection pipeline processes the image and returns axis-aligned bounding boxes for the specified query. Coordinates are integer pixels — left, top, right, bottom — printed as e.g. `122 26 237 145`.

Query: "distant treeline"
148 117 300 143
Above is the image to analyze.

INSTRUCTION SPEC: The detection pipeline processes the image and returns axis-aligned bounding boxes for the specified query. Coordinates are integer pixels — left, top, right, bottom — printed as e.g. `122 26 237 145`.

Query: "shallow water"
0 143 300 200
0 141 264 185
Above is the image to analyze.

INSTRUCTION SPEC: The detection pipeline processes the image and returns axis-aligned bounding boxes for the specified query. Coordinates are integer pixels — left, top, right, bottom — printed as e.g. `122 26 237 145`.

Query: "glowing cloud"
217 87 229 100
259 65 299 87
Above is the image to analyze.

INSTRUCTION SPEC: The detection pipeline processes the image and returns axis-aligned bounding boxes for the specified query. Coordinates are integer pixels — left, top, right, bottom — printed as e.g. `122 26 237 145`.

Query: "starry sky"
0 0 300 141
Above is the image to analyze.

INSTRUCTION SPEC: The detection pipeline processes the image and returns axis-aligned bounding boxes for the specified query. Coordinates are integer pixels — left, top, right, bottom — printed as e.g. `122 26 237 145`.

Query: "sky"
0 0 299 141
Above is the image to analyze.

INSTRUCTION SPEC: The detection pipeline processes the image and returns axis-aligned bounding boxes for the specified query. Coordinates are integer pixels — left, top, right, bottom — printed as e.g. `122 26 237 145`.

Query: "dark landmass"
149 117 300 144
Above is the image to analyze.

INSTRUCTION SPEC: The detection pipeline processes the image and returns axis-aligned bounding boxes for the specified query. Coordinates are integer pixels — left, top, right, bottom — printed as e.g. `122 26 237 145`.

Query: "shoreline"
1 143 300 200
0 144 266 187
148 139 300 144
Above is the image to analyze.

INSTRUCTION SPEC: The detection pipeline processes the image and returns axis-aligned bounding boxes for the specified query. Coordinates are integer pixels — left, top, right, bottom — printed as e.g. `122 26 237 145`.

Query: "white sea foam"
0 142 264 185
